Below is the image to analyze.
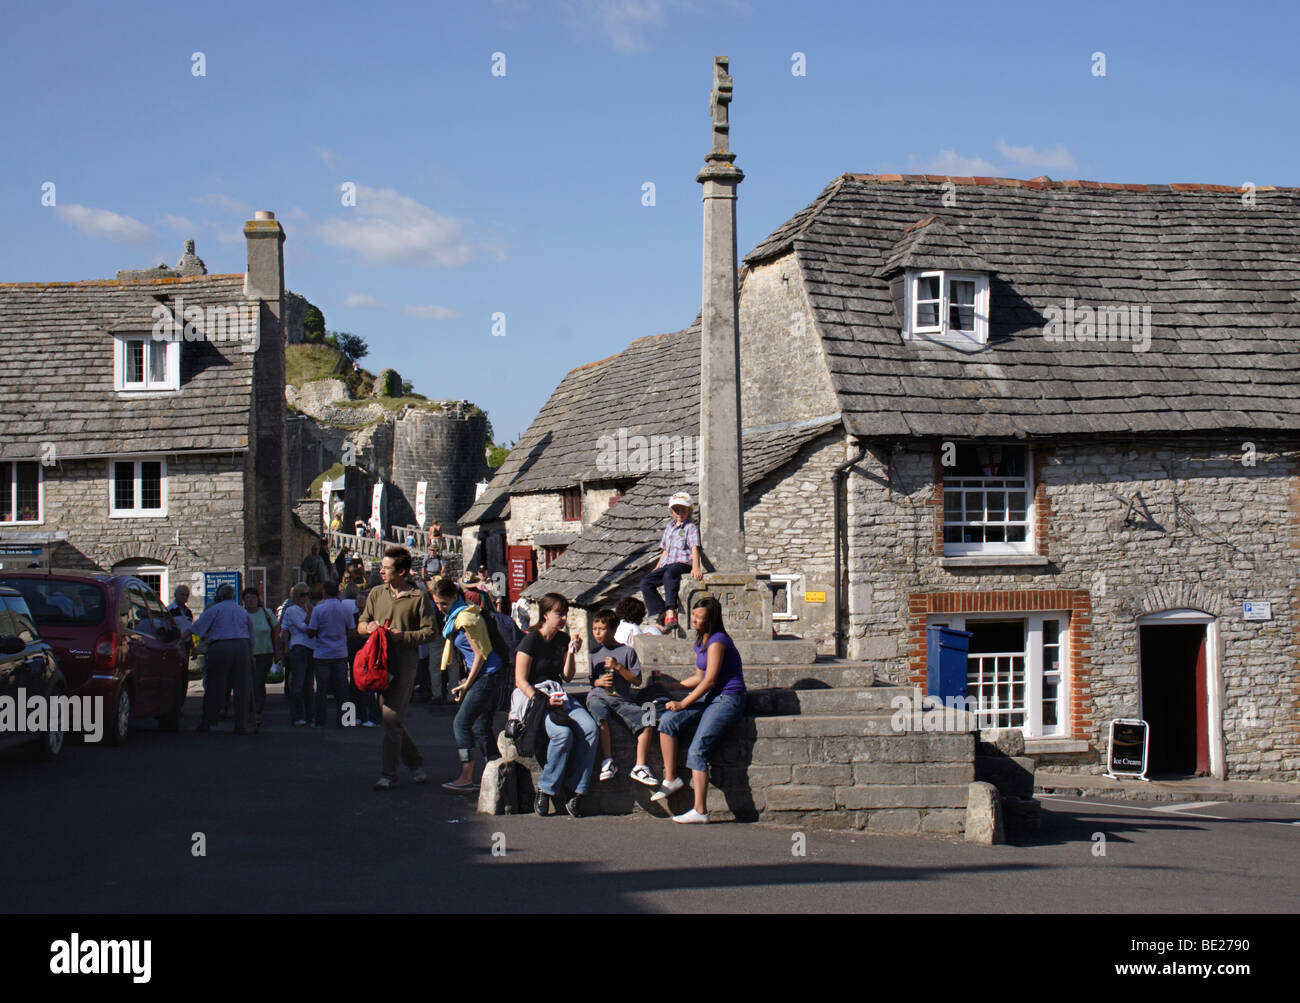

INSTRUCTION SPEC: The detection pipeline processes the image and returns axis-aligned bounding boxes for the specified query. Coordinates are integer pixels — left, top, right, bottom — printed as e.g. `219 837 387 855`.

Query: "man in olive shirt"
358 547 437 789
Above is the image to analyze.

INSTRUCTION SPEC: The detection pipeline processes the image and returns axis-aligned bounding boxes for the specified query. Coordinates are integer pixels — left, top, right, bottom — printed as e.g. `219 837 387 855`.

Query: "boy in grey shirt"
585 609 659 787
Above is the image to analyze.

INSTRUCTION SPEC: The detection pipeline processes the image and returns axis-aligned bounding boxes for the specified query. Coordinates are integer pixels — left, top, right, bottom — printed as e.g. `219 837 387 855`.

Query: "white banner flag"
415 481 427 529
370 482 384 537
321 482 331 533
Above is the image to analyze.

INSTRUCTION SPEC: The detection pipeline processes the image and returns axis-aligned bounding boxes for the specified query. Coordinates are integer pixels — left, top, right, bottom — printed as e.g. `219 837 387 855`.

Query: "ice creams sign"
1106 718 1149 780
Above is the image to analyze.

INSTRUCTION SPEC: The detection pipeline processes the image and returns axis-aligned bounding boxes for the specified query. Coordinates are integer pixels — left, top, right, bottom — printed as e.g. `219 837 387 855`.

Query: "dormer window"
114 334 179 392
904 270 989 346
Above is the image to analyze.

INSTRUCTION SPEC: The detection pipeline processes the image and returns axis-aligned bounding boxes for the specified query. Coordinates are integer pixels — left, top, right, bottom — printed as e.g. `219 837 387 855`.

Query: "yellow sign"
804 591 826 603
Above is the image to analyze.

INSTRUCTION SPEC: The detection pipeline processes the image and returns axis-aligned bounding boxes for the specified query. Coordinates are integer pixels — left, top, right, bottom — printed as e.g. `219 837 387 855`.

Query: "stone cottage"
0 215 292 608
462 173 1300 783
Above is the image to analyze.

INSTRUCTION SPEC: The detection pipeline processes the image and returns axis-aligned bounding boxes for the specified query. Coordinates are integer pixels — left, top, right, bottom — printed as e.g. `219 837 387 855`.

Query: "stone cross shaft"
696 56 746 573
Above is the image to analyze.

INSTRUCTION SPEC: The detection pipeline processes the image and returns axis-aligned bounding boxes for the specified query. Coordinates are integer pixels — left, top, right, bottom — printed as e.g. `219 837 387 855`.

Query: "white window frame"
942 444 1034 556
903 269 990 347
108 458 168 518
113 561 169 602
928 611 1069 739
114 333 179 392
766 574 801 621
0 460 44 525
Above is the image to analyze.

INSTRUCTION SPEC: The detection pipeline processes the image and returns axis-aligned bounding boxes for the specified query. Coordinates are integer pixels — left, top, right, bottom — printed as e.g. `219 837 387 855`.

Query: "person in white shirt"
279 585 316 726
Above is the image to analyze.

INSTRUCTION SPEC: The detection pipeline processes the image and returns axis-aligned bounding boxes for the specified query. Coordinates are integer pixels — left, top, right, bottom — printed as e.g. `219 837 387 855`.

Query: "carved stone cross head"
709 56 733 153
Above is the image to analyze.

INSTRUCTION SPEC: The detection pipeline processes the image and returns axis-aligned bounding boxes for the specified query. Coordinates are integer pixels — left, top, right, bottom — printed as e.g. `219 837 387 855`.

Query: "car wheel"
159 673 187 732
107 684 132 746
25 691 65 762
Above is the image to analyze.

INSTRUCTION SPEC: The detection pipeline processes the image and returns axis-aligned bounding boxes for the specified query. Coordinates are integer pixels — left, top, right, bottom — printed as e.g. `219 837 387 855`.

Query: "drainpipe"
832 438 869 658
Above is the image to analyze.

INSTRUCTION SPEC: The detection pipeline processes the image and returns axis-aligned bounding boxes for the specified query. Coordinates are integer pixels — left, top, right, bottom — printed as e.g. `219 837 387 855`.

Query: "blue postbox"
926 625 972 704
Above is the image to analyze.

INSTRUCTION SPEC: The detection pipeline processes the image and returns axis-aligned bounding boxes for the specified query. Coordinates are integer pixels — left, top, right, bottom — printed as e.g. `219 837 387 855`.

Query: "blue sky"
3 0 1297 443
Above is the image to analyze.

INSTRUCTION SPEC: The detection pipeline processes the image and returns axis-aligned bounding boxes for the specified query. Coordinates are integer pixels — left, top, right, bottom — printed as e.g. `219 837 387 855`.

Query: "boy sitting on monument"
585 609 659 786
640 491 704 630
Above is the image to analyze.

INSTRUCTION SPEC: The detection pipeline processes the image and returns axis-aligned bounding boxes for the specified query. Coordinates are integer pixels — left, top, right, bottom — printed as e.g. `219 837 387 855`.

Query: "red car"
0 571 189 744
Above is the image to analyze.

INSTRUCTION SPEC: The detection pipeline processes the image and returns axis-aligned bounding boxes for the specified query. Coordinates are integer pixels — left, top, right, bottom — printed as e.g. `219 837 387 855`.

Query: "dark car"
0 586 68 761
0 571 188 745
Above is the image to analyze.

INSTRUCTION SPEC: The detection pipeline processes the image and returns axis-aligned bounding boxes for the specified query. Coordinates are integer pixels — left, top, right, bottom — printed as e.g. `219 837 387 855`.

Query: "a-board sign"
203 571 242 607
1106 718 1149 780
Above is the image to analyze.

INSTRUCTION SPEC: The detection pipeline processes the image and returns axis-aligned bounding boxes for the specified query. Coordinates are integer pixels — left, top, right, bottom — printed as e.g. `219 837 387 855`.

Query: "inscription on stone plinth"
681 573 772 640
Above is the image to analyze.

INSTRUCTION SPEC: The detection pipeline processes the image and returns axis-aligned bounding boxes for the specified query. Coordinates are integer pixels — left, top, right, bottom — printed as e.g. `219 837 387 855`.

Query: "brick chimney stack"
243 210 285 320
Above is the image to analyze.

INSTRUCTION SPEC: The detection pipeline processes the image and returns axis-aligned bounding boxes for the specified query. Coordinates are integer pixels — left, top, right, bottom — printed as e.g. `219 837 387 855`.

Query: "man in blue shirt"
191 584 255 733
308 580 357 728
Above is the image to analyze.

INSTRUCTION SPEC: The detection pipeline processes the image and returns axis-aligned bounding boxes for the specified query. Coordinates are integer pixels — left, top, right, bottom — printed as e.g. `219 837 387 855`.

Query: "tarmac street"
0 687 1295 914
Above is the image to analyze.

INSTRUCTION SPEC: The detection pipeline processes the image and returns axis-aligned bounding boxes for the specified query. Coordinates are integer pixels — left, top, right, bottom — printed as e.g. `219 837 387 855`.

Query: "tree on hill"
303 303 326 341
334 331 369 361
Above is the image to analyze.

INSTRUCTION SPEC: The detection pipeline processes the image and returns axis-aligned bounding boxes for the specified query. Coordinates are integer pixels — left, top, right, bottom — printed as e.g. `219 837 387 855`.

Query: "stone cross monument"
682 56 773 641
637 57 815 664
696 56 746 573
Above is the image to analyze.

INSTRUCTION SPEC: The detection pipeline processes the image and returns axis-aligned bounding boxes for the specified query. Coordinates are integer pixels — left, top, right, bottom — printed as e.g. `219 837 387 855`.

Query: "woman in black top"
514 593 598 817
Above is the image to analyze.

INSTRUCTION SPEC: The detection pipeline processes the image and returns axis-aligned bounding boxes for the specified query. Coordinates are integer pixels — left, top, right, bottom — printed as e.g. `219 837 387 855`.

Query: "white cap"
668 491 693 510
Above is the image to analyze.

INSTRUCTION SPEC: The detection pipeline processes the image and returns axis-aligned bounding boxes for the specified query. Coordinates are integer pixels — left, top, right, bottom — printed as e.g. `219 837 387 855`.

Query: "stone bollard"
478 731 542 815
965 781 1005 845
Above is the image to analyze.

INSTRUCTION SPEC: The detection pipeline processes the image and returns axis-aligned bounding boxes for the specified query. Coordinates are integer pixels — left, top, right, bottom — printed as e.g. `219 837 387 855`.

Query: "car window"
0 579 107 626
142 590 175 634
0 607 37 645
122 589 156 637
0 595 40 644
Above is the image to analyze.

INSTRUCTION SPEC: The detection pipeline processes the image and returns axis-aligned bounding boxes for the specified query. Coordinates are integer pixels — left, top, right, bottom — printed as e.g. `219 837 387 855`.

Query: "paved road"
1 689 1296 913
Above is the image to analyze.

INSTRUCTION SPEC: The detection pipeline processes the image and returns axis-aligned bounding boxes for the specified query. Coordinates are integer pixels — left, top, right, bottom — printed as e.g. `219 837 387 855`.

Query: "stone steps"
482 660 982 836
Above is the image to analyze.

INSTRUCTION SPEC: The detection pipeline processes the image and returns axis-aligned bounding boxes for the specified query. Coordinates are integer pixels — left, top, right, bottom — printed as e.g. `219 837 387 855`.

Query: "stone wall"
845 436 1300 781
507 491 575 546
742 431 844 652
739 257 841 427
46 455 247 613
249 298 288 600
390 407 487 534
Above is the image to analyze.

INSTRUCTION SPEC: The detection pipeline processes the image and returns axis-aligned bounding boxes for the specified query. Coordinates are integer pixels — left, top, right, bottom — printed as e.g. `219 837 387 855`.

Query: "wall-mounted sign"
203 571 242 607
804 590 827 603
1106 718 1149 780
1243 601 1272 622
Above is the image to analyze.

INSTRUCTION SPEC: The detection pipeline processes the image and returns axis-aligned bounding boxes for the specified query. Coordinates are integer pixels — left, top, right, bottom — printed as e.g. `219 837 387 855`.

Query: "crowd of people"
174 493 745 823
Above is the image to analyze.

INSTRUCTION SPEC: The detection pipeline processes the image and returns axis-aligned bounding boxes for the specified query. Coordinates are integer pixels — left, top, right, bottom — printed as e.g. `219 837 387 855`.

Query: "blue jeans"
539 700 599 797
641 562 692 618
288 644 315 723
453 671 501 762
313 656 350 727
658 693 745 772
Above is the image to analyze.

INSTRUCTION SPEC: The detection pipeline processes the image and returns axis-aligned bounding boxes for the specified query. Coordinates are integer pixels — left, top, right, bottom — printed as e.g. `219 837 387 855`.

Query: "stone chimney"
243 210 285 319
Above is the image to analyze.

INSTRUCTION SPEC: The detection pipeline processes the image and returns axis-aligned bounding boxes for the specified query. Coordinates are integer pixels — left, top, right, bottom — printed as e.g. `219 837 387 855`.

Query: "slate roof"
461 320 702 526
748 174 1300 438
877 215 994 277
523 419 840 605
0 274 258 457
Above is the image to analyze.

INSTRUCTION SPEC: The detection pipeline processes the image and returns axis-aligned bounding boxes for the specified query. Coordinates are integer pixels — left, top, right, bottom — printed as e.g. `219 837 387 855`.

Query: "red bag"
353 618 392 692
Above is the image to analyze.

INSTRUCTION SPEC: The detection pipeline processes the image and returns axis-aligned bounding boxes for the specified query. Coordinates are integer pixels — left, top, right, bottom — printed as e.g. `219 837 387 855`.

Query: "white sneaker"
599 758 617 781
630 764 658 787
672 808 710 824
650 777 685 802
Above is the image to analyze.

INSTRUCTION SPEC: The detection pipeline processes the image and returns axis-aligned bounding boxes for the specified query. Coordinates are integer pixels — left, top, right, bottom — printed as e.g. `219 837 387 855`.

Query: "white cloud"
54 204 155 244
316 186 474 268
914 150 998 176
160 214 196 232
194 193 252 216
345 292 386 309
562 0 668 52
317 147 343 171
403 304 462 320
996 139 1077 172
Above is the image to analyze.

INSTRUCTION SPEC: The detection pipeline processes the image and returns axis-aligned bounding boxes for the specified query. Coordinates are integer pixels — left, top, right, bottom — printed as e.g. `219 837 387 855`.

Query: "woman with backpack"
514 592 598 818
432 578 505 792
